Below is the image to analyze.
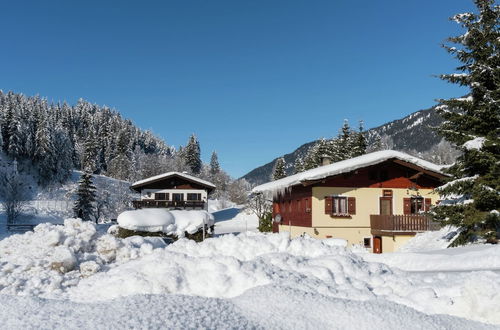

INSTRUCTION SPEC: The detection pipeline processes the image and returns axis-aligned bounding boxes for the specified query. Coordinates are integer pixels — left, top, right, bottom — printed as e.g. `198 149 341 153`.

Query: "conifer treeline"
0 90 172 184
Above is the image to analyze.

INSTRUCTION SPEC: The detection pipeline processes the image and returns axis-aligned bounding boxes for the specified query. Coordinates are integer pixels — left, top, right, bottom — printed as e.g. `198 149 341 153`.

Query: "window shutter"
348 197 356 215
403 198 411 215
325 196 333 214
424 198 432 211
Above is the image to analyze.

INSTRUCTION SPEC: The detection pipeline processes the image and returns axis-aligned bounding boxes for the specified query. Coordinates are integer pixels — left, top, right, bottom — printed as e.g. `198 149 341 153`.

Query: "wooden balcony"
132 200 205 209
370 214 439 236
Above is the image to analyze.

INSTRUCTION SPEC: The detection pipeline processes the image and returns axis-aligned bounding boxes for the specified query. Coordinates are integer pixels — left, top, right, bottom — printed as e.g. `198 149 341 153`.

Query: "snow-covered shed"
252 150 448 253
131 172 216 210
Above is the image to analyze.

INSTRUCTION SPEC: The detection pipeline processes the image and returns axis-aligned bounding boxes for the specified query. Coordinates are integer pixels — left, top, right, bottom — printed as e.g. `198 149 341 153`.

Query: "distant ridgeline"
0 90 173 185
242 106 459 186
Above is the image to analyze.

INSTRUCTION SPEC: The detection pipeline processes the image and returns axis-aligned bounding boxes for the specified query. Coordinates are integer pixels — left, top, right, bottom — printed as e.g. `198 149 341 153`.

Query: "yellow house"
252 150 447 253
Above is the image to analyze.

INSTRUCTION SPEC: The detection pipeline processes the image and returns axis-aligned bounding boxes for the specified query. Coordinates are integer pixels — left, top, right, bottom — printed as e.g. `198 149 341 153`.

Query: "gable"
131 174 215 193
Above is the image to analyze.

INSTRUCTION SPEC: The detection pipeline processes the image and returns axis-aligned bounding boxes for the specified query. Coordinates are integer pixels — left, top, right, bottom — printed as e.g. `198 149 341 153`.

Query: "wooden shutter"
403 198 411 215
325 196 333 214
348 197 356 215
424 198 432 211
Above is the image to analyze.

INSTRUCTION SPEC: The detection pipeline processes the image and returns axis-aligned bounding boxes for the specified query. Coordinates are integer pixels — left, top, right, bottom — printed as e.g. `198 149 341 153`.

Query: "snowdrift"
117 209 214 237
0 219 499 326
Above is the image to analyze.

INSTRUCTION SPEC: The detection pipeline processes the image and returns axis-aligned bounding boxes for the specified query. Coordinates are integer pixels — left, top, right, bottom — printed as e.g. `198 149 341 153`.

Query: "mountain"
241 106 455 186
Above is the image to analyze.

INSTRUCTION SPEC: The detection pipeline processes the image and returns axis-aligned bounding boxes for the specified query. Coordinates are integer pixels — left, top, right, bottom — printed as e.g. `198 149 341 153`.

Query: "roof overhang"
130 172 216 193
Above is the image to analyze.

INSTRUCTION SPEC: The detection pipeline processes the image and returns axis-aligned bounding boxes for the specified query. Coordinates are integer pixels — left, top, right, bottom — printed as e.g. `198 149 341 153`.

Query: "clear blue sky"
0 0 471 178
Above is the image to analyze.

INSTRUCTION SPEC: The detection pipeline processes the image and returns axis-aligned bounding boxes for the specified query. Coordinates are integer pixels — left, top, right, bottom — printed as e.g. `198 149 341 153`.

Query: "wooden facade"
130 172 215 210
270 158 445 241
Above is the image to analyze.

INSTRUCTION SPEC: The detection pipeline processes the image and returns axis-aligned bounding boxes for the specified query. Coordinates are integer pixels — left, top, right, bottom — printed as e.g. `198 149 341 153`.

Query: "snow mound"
0 219 165 296
398 225 460 252
0 288 493 330
117 209 214 237
68 232 500 325
463 137 485 150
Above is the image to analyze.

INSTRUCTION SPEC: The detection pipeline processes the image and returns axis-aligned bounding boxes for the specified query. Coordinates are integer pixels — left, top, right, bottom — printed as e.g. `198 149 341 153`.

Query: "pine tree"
293 157 304 174
272 157 287 180
433 0 500 245
351 120 367 157
209 151 220 176
184 134 202 174
73 172 97 222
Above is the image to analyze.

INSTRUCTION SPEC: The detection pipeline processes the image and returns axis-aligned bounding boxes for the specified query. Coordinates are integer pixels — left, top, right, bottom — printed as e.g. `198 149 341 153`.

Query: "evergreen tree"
209 151 220 176
7 110 23 158
107 127 132 180
433 0 500 245
272 157 287 180
293 157 304 174
73 172 97 222
184 134 202 174
352 120 367 157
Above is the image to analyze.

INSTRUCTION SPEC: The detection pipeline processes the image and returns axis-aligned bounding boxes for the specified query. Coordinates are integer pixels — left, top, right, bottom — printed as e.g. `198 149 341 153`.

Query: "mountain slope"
241 106 449 186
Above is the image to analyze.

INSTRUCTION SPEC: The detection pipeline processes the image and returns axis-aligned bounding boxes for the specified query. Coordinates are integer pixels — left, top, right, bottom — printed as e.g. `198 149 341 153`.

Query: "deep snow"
0 219 499 328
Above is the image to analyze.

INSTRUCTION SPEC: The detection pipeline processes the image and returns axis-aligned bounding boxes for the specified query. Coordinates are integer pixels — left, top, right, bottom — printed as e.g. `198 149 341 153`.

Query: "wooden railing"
370 214 438 233
132 200 205 209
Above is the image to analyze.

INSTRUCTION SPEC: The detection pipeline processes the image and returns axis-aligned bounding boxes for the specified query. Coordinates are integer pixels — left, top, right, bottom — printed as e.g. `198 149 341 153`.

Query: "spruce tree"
73 172 97 222
433 0 500 245
272 157 287 180
293 157 304 174
209 151 220 176
351 120 367 157
184 134 202 174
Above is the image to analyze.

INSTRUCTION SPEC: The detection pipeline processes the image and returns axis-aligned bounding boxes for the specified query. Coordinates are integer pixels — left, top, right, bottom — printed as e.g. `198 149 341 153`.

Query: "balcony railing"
370 214 439 234
132 200 205 209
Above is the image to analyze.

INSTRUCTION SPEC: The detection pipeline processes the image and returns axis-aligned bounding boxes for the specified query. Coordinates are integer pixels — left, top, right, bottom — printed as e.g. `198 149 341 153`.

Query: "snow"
117 209 214 236
1 219 500 327
131 171 215 190
212 206 259 235
252 150 446 194
463 137 486 150
398 225 460 252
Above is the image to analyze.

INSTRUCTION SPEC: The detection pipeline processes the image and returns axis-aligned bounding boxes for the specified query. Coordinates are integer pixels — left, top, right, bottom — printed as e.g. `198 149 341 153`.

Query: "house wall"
380 235 414 253
311 187 438 228
278 224 372 247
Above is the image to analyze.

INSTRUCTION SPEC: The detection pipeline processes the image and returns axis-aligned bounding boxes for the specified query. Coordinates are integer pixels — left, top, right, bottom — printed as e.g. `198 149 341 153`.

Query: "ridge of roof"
252 150 446 194
131 171 216 189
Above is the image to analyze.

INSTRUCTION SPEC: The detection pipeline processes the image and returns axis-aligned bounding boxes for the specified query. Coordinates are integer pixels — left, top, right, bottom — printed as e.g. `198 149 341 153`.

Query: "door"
379 197 393 215
373 236 382 254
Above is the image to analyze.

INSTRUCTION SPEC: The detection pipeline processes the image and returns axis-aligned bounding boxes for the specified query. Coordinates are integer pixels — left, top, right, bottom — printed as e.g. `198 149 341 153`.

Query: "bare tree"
0 164 29 224
247 192 272 221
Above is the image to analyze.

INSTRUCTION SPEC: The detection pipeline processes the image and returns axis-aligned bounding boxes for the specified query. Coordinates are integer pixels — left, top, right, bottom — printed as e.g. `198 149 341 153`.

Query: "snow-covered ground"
0 219 499 328
212 205 259 235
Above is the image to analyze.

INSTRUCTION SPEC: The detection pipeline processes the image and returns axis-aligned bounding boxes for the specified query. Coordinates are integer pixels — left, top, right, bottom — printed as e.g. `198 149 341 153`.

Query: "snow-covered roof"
131 172 216 191
252 150 447 194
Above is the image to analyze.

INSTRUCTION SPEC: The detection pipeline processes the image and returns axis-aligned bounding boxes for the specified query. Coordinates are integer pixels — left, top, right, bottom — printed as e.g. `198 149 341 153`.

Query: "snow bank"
0 219 165 296
1 289 493 330
398 225 459 252
68 232 500 325
252 150 446 194
1 221 500 326
117 209 214 237
361 244 500 272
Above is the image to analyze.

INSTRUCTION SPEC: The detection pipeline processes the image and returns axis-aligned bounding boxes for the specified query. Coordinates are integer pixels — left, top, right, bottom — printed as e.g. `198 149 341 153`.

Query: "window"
332 196 348 216
155 193 169 201
305 198 311 213
411 197 424 214
172 193 184 202
363 237 371 248
383 190 393 197
297 200 301 212
187 193 201 201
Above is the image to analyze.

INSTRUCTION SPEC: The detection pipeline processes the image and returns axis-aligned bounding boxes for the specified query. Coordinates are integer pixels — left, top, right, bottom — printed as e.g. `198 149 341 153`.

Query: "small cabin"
130 172 216 211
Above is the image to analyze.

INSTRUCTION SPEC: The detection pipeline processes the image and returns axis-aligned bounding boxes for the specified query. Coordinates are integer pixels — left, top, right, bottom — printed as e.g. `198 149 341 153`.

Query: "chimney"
320 155 333 166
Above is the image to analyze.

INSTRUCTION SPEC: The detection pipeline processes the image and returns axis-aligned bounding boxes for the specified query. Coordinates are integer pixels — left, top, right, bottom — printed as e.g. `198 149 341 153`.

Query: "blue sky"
0 0 471 178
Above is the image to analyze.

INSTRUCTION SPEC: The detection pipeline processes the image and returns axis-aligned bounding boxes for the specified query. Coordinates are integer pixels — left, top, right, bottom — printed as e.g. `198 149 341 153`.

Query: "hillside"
242 106 454 185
